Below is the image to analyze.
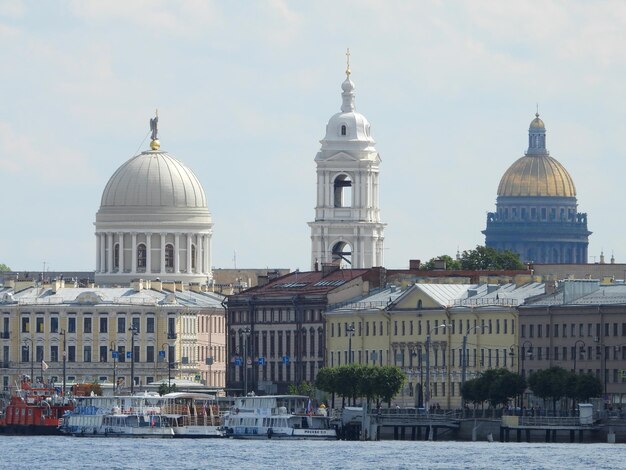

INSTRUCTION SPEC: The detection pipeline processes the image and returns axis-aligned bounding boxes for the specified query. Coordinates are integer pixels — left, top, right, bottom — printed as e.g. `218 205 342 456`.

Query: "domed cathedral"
95 113 213 285
482 113 591 264
308 51 385 269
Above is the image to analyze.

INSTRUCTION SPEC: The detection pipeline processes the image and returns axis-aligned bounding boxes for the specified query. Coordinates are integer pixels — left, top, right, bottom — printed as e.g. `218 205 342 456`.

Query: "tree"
0 263 10 272
158 383 177 395
572 373 603 403
420 255 461 271
288 381 316 397
528 366 570 412
487 369 526 407
460 245 525 270
376 366 405 407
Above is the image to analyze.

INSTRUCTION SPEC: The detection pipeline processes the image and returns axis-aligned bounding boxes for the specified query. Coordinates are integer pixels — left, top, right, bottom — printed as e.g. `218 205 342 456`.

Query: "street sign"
282 355 290 365
234 357 242 366
258 357 266 365
246 358 252 365
158 351 165 358
126 352 132 359
112 351 119 359
205 357 214 365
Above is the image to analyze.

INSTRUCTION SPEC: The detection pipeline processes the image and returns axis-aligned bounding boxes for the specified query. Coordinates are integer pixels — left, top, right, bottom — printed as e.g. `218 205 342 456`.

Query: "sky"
2 0 626 273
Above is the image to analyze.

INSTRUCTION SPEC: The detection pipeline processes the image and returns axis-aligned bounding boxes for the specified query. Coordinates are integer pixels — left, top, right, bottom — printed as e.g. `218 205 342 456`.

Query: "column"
131 233 137 275
146 232 152 274
106 233 113 274
174 233 181 273
186 233 192 273
196 234 202 274
96 233 101 273
118 232 124 273
160 233 166 274
100 233 106 273
203 234 210 276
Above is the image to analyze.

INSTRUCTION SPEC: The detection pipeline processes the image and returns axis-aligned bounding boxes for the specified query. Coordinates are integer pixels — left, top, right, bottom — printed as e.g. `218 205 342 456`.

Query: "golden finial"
149 109 160 150
345 48 351 77
536 103 539 118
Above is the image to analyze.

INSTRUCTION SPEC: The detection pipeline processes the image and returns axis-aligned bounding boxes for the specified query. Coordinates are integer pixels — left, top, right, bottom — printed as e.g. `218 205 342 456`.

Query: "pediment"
326 151 358 162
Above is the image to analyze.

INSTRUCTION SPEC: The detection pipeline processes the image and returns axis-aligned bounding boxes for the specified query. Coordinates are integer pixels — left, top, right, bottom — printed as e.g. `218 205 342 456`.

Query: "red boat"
0 378 73 435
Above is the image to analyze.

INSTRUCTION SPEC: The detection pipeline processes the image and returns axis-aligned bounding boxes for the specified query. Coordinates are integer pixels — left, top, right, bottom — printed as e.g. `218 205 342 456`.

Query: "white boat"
161 392 224 438
59 393 174 438
223 395 337 440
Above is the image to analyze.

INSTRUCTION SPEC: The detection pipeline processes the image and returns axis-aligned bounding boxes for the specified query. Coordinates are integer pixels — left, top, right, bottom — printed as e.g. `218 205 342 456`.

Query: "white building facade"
309 65 385 269
95 136 213 286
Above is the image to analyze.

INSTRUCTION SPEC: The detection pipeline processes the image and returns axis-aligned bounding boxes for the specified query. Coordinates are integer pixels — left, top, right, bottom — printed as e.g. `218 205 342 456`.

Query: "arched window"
191 244 197 271
165 244 174 269
341 124 347 136
137 244 146 270
331 241 352 268
113 244 120 270
417 299 423 309
333 174 352 208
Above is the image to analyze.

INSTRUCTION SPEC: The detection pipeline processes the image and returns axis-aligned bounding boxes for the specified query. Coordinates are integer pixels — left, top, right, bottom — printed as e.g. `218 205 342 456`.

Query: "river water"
2 437 625 469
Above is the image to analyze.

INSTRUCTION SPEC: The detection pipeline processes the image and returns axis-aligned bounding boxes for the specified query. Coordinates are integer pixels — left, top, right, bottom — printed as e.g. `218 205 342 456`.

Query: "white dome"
100 150 207 208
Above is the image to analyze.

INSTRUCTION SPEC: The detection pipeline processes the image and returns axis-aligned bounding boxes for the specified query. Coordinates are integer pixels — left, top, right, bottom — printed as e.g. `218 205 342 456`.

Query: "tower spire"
346 48 351 77
341 50 355 113
150 109 160 150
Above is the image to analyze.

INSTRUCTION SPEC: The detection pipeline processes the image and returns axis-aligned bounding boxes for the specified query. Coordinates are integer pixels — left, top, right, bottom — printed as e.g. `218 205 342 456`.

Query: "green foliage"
527 366 570 410
461 368 526 407
315 365 405 406
460 245 525 270
420 255 461 271
0 263 10 272
572 374 603 402
158 383 177 396
287 381 316 397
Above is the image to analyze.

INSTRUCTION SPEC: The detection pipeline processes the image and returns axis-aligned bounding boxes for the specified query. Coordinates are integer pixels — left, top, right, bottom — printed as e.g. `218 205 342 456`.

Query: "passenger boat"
59 393 174 438
0 377 73 435
161 392 224 438
222 395 337 440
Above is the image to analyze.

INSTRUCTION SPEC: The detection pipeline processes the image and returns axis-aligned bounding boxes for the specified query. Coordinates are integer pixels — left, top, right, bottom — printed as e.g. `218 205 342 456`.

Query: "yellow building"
325 281 545 409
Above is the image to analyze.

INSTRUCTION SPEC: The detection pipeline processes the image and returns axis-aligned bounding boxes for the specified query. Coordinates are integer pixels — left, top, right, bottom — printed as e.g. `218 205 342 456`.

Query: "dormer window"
341 125 347 136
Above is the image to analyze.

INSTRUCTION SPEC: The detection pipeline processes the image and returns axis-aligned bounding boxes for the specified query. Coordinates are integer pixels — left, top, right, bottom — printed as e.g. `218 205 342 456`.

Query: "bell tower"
308 52 385 269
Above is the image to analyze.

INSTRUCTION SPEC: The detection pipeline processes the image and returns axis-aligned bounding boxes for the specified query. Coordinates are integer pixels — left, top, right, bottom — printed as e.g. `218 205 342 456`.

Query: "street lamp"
521 340 533 411
346 323 355 365
242 326 251 396
461 324 482 410
425 322 446 413
110 341 117 395
161 343 171 390
23 338 34 384
129 325 138 395
60 329 66 397
573 339 586 375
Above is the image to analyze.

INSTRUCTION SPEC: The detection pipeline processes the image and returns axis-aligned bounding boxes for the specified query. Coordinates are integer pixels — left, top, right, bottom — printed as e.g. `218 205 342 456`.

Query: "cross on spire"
346 48 351 77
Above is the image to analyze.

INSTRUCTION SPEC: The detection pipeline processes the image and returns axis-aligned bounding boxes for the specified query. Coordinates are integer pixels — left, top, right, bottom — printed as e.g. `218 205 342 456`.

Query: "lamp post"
23 338 34 384
60 329 66 397
521 340 532 411
242 326 251 396
346 323 355 365
162 343 171 390
129 325 138 395
508 344 517 411
110 341 117 395
425 322 446 413
573 339 586 375
461 324 482 411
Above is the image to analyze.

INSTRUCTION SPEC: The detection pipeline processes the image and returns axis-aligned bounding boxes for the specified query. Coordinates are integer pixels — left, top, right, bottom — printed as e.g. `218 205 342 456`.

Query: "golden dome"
497 154 576 197
529 112 545 129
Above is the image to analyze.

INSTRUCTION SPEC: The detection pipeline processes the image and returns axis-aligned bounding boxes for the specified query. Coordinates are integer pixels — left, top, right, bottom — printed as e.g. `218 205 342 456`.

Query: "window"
68 346 76 363
131 317 140 333
84 346 91 363
333 174 352 208
341 124 346 136
36 317 44 333
147 346 154 363
100 346 108 362
36 345 43 362
191 244 197 270
114 243 120 269
137 244 146 269
68 317 76 333
165 244 174 269
21 317 29 333
50 317 59 333
84 317 92 334
118 346 126 363
118 317 126 334
99 317 108 333
147 317 155 334
50 346 58 362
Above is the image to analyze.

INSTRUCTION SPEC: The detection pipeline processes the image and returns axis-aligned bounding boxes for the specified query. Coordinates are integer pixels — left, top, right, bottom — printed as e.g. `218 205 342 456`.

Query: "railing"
518 416 583 426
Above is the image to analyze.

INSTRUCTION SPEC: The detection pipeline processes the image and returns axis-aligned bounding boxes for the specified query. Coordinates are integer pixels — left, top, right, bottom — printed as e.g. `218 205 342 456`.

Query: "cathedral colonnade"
95 231 211 276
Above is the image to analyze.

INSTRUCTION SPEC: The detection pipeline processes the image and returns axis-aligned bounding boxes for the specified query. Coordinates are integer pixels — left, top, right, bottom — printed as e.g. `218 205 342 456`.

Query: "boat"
222 395 337 440
59 393 174 438
161 392 225 438
0 377 73 435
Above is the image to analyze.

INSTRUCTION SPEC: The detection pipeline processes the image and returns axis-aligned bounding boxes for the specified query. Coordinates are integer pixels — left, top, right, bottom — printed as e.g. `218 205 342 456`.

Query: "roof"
524 282 626 306
230 268 372 298
326 286 405 313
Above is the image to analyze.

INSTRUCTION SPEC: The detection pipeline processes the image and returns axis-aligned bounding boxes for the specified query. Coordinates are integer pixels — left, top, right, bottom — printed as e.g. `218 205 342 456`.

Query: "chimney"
409 259 421 270
322 263 340 277
131 279 143 291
